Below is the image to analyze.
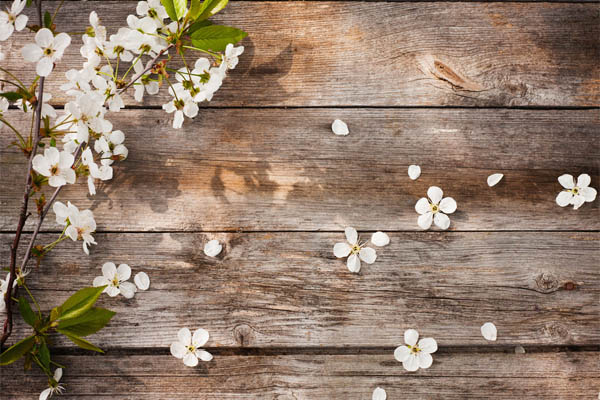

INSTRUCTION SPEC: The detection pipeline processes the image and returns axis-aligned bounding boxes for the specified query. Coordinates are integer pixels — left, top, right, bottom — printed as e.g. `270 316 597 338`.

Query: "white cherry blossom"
170 328 213 367
22 28 71 77
481 322 497 341
331 119 349 136
394 329 438 372
93 262 137 298
53 201 97 254
136 0 168 28
81 147 113 195
0 0 28 41
372 387 386 400
39 368 64 400
162 93 198 129
94 130 128 166
32 147 76 187
219 43 244 72
556 173 597 209
133 60 160 101
415 186 457 230
333 227 377 273
204 239 222 257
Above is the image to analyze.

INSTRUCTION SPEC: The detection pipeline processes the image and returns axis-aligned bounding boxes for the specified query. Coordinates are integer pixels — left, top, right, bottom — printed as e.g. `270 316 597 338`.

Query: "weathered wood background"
1 0 599 398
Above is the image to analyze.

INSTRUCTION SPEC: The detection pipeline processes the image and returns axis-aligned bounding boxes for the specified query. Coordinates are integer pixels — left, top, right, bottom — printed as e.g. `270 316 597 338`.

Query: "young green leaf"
18 296 38 328
173 0 188 20
190 25 247 52
187 19 212 35
189 0 203 19
50 306 61 322
0 92 22 101
161 0 178 21
56 307 116 337
0 335 36 365
38 341 50 370
58 286 106 321
195 0 228 21
60 333 104 353
43 11 52 28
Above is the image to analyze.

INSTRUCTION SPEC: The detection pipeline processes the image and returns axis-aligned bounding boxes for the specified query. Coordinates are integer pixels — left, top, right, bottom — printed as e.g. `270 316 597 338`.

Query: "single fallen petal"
204 239 222 257
371 231 390 247
487 173 504 187
481 322 497 341
134 271 150 291
408 165 421 180
514 345 526 354
372 387 387 400
331 119 349 136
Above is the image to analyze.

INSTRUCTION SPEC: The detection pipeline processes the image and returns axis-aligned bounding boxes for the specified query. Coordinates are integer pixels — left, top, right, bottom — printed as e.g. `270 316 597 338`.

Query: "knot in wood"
534 272 559 293
233 324 255 347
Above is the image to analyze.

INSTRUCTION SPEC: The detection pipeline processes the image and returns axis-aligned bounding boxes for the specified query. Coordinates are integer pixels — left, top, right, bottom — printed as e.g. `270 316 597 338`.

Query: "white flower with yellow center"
333 227 377 273
93 262 137 298
415 186 457 230
555 173 597 210
0 0 28 41
394 329 438 372
32 147 76 188
21 28 71 77
170 327 213 367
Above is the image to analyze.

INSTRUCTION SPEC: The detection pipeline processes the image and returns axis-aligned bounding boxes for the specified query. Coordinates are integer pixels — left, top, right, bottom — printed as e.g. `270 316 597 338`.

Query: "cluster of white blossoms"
53 201 97 255
92 262 150 299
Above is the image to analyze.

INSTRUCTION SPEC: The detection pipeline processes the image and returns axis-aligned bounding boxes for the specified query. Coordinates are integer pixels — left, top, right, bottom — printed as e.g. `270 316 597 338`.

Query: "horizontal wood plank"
3 231 598 348
1 109 598 231
2 2 598 106
1 352 597 399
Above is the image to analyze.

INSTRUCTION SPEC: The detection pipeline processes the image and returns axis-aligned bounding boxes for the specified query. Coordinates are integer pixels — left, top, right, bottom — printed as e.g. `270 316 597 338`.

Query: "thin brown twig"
118 44 174 94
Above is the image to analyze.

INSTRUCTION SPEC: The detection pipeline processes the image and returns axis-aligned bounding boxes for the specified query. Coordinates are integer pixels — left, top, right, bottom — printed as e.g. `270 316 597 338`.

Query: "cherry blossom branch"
118 44 174 94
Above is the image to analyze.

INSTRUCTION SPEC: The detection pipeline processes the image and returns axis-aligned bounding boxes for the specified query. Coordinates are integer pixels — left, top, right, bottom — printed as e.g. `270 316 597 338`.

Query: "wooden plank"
1 352 597 399
1 109 598 231
2 2 598 106
3 231 598 348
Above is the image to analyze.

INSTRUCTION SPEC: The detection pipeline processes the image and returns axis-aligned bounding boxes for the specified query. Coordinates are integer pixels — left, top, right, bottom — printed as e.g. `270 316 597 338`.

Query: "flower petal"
35 28 54 48
433 212 450 230
415 198 430 215
170 342 186 359
359 247 377 264
371 231 390 247
417 212 433 230
331 119 349 136
177 327 192 346
487 173 503 187
417 352 433 369
22 43 42 62
408 165 421 180
333 242 351 258
102 262 117 279
402 354 419 372
344 227 358 245
418 337 438 354
36 57 54 77
92 276 109 287
195 349 213 362
427 186 443 204
347 253 361 273
439 197 457 214
393 345 410 362
183 352 199 367
572 195 585 210
404 329 419 346
577 173 591 188
558 174 574 189
192 328 209 347
372 387 387 400
116 264 131 281
39 388 51 400
580 186 597 202
54 368 63 382
556 191 573 207
203 239 222 257
119 281 137 299
134 271 150 290
481 322 497 341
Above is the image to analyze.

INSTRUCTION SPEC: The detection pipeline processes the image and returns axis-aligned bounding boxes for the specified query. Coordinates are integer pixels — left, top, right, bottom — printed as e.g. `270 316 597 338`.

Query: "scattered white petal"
481 322 497 341
514 345 526 354
372 387 387 400
331 119 349 136
408 165 421 180
487 173 503 187
371 231 390 247
204 239 222 257
134 272 150 291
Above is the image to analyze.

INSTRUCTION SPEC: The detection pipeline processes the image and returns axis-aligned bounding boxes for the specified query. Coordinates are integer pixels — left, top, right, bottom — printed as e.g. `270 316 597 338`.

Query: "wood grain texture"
1 109 598 232
2 2 599 106
3 231 598 348
1 352 598 399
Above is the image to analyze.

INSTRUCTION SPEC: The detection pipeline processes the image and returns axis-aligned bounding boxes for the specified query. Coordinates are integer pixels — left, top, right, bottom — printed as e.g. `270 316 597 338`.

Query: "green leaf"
61 333 104 353
173 0 188 20
38 341 50 370
50 307 61 322
187 19 212 35
190 25 247 52
189 0 203 19
0 335 35 365
0 92 22 102
161 0 178 21
196 0 228 21
56 307 115 337
58 286 106 321
43 11 52 28
18 297 38 328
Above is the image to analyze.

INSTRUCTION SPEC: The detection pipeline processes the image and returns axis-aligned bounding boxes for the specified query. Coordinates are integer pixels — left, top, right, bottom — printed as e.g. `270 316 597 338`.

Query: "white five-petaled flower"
170 327 213 367
32 147 76 187
22 28 71 77
219 43 244 73
93 262 137 298
39 368 64 400
556 173 597 209
53 201 97 254
415 186 457 230
0 0 28 41
0 272 17 313
333 227 377 273
394 329 438 372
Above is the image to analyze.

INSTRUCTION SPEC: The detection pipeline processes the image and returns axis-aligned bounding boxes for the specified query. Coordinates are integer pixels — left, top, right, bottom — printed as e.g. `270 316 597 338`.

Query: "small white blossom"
16 92 56 118
331 119 349 136
481 322 497 341
487 173 503 187
0 273 17 313
408 165 421 180
81 147 113 195
93 74 125 112
170 327 213 367
372 387 386 400
219 43 244 72
134 271 150 291
394 329 437 372
204 239 222 257
556 173 597 209
136 0 168 28
32 147 76 187
93 262 137 298
94 130 127 166
162 93 198 129
22 28 71 77
415 186 456 230
133 60 159 102
333 227 377 273
53 201 97 254
39 368 64 400
371 231 390 247
0 0 28 41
